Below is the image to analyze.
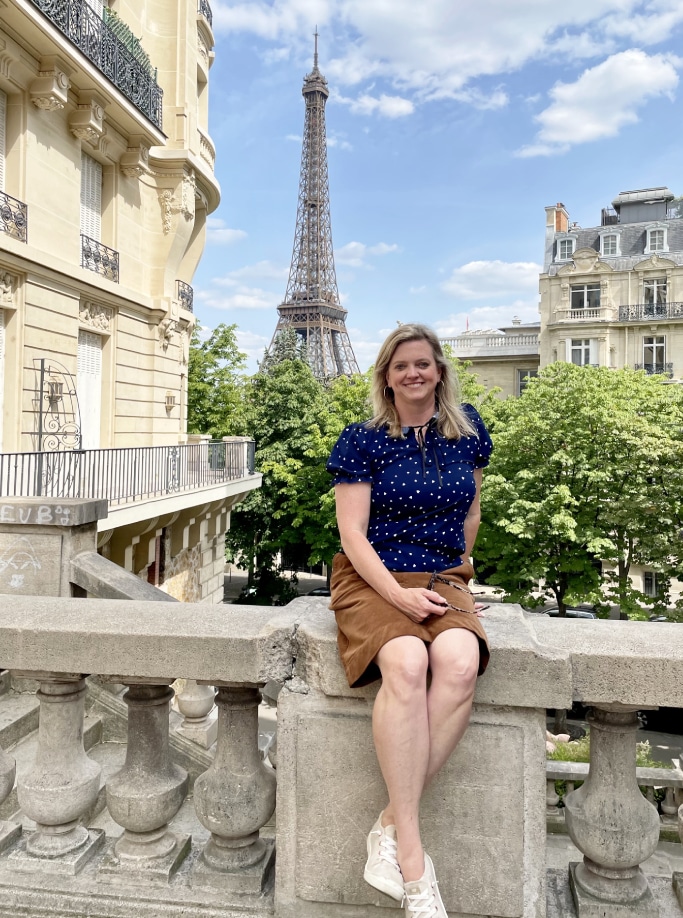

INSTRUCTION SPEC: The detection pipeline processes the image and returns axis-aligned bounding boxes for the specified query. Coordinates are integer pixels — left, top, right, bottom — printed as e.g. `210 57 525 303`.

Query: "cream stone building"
0 0 260 601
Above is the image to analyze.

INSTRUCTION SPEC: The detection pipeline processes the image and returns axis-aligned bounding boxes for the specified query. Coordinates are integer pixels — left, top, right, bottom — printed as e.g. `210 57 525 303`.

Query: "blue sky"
194 0 683 371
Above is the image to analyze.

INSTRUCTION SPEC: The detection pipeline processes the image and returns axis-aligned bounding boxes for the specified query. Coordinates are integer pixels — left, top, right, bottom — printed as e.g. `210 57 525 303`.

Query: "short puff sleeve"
326 423 374 484
462 403 494 469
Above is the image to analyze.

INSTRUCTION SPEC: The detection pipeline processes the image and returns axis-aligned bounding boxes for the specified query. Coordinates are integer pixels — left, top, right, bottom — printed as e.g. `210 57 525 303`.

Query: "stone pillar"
0 499 107 598
15 674 103 870
0 741 20 853
564 704 661 916
192 684 276 893
175 680 217 748
102 683 190 880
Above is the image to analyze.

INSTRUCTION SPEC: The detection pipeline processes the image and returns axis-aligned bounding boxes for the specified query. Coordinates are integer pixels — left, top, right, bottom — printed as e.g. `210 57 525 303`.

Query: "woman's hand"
393 587 450 623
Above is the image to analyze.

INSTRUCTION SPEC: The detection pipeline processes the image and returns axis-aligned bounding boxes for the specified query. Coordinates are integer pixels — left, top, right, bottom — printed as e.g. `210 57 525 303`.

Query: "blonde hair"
368 324 476 439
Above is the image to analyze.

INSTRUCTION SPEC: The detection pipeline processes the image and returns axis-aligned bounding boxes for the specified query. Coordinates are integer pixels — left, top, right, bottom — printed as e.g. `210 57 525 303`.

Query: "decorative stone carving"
0 271 14 306
103 683 190 879
79 301 113 332
30 56 71 111
69 91 106 146
565 705 660 915
120 135 151 178
192 685 276 892
158 171 196 234
178 325 190 367
158 316 178 350
15 675 103 866
0 51 13 81
197 30 209 65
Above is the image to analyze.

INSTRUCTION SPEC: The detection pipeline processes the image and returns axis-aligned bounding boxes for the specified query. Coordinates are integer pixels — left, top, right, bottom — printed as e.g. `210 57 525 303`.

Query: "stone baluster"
564 704 661 916
673 803 683 905
546 777 560 817
103 683 189 880
0 740 20 853
175 680 217 748
660 786 678 823
16 674 102 868
192 684 276 893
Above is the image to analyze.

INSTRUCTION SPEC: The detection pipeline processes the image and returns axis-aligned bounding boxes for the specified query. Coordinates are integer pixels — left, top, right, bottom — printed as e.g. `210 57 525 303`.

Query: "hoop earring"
383 386 394 400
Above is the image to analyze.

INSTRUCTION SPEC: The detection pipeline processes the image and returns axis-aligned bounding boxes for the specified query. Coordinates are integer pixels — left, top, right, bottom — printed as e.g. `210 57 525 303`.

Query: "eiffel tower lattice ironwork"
268 34 360 380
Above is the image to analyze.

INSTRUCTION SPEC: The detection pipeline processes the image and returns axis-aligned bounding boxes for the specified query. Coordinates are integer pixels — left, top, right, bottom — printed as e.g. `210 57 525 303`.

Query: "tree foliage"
477 364 683 618
187 323 249 437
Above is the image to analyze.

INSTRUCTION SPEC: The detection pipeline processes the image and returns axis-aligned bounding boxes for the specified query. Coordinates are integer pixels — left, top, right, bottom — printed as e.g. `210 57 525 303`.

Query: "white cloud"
213 260 289 286
196 285 280 311
341 92 415 118
206 217 248 245
517 50 680 156
441 260 541 299
335 240 400 267
327 132 353 150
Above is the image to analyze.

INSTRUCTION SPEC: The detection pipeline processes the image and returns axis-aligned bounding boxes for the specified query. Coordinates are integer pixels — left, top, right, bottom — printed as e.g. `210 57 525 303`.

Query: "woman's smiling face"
385 339 441 414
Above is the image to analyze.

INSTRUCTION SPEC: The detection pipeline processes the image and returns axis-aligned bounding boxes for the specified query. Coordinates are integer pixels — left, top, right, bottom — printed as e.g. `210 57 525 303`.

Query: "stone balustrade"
0 597 680 917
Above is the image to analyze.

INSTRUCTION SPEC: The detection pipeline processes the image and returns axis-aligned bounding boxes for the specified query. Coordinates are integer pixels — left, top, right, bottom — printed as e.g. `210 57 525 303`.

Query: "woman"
327 324 492 918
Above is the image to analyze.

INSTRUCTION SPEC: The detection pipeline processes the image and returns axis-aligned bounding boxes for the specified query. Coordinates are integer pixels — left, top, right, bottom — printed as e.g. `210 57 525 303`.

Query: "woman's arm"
461 468 483 563
335 482 448 623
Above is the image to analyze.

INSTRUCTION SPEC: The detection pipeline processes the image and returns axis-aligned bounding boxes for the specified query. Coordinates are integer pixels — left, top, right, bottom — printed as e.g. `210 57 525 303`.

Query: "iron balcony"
618 303 683 321
0 191 28 243
30 0 163 130
0 440 256 507
81 235 120 283
176 280 194 313
634 362 674 377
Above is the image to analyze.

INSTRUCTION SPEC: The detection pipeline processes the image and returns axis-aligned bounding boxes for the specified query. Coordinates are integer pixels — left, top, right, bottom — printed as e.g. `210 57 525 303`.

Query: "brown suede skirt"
329 552 490 688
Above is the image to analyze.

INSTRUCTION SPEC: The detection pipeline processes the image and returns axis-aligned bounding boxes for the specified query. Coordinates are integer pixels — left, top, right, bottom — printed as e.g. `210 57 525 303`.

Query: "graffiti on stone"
0 534 62 594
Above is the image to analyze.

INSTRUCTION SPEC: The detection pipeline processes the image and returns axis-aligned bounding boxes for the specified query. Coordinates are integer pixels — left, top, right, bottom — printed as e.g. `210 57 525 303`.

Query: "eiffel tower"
268 33 360 380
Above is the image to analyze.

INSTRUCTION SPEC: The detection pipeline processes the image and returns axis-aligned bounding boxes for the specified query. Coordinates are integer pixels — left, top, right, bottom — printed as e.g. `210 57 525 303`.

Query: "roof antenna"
314 26 319 69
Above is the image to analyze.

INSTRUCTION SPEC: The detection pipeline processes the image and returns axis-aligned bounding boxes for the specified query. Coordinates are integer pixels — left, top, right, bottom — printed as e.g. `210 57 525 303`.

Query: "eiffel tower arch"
268 34 360 381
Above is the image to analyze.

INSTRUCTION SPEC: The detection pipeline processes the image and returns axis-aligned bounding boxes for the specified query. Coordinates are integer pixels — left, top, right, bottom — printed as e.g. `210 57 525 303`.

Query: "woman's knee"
377 638 429 696
429 632 480 694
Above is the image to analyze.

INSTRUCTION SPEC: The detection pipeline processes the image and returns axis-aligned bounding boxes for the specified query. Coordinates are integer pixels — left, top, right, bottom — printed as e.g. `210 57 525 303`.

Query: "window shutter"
589 339 598 366
0 90 6 193
77 329 102 449
80 152 102 241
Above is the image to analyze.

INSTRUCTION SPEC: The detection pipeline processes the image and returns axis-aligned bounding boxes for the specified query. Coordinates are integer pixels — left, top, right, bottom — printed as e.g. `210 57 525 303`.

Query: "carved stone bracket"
120 135 151 178
79 301 113 332
30 56 71 111
158 316 178 351
0 270 16 309
69 91 106 146
158 171 196 234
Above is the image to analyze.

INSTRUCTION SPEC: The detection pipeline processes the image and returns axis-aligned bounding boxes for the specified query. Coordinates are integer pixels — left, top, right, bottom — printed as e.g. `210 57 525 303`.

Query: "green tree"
477 363 683 618
187 323 249 437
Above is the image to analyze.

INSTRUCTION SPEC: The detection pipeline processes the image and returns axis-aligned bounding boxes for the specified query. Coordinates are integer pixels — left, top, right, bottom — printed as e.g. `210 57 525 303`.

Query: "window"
643 572 664 597
558 238 574 260
0 309 4 449
645 226 668 254
570 339 596 366
601 234 618 256
517 369 538 396
643 335 665 370
570 283 601 311
80 152 102 242
643 277 667 306
77 329 102 449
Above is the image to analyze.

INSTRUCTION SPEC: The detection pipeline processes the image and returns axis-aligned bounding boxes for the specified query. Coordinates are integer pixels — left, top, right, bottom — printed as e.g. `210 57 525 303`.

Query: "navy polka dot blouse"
327 404 493 572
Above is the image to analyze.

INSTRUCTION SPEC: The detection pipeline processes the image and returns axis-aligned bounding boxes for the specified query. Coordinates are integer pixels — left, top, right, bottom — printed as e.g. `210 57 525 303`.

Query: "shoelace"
374 829 399 868
404 886 439 918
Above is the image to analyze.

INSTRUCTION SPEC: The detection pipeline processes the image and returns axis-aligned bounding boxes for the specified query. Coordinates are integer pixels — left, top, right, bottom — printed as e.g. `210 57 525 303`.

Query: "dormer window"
557 235 577 261
645 224 668 255
600 233 620 256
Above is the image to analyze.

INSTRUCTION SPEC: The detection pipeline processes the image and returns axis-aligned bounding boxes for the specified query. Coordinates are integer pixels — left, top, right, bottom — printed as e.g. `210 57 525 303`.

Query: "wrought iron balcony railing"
618 302 683 321
30 0 163 130
634 362 674 377
0 191 28 243
176 280 194 313
198 0 213 26
0 440 256 506
81 234 120 282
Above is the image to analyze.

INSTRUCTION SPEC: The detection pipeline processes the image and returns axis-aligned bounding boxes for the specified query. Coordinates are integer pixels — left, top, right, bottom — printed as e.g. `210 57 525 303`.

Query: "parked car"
542 606 597 619
306 587 331 597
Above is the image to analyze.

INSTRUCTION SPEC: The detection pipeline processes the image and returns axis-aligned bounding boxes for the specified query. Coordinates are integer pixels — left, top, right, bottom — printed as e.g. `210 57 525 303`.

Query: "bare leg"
424 628 479 783
373 636 429 882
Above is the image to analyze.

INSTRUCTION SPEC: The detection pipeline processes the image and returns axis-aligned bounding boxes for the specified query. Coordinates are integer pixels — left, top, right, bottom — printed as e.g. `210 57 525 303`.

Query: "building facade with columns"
0 0 260 601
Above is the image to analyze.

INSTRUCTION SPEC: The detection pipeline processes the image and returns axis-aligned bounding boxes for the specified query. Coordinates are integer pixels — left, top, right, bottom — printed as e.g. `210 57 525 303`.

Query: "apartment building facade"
0 0 260 601
540 187 683 380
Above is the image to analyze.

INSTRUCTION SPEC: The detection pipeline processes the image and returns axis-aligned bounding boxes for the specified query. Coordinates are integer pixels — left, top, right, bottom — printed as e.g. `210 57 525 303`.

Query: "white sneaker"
363 812 404 901
403 853 448 918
